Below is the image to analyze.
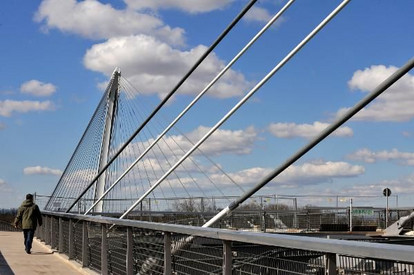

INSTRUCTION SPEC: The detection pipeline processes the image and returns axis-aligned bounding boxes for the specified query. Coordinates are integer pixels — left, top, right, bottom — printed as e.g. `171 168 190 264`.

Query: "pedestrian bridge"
2 213 414 274
4 0 413 273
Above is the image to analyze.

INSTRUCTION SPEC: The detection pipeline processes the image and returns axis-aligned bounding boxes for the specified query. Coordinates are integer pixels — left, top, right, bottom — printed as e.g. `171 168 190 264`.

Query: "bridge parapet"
35 211 414 275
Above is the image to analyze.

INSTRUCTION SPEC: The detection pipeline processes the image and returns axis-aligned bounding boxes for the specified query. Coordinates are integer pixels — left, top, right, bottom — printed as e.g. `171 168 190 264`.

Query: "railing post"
164 232 172 275
58 217 64 253
223 240 232 275
68 219 74 259
82 221 89 267
45 215 50 245
126 227 133 275
101 224 108 275
38 215 44 241
50 216 55 248
325 253 337 274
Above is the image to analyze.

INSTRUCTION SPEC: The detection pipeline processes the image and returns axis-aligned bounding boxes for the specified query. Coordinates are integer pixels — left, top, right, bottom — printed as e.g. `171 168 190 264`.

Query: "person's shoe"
25 249 31 254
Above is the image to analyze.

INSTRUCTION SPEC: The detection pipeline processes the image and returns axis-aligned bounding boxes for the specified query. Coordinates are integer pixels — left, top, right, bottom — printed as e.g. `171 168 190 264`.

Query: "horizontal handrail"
42 211 414 263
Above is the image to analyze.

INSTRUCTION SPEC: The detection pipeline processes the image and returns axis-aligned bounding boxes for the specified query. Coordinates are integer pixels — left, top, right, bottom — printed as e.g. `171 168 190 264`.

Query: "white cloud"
20 80 56 97
35 0 185 46
124 0 233 13
0 100 55 117
84 35 251 98
212 160 365 188
35 0 251 99
189 126 258 155
244 6 285 25
24 166 63 176
268 121 353 139
345 173 414 197
125 126 258 159
347 148 414 166
336 65 414 122
0 179 12 192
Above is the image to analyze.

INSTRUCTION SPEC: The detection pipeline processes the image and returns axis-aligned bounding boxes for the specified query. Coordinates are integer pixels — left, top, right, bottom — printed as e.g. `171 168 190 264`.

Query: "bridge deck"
0 231 94 274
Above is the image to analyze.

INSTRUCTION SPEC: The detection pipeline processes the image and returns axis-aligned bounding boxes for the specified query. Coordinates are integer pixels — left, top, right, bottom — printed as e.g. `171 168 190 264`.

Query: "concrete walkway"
0 231 95 274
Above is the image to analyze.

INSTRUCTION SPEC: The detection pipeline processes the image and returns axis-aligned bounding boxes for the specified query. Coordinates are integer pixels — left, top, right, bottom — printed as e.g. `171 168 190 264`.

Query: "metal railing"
35 211 414 275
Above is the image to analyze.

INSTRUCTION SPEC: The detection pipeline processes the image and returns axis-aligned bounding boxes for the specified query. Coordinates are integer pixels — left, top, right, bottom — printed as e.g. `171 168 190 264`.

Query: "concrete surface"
0 231 96 274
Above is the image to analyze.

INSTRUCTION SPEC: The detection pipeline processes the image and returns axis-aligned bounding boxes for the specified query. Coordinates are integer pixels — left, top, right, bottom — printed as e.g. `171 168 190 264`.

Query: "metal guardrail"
35 211 414 274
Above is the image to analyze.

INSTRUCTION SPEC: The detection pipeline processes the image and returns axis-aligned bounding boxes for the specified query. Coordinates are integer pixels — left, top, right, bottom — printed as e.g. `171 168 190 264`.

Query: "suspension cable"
66 0 257 213
118 0 351 220
84 0 294 215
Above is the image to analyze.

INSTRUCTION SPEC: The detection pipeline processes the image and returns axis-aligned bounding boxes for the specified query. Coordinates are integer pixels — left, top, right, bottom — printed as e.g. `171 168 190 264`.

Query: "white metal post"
349 198 353 232
386 195 389 228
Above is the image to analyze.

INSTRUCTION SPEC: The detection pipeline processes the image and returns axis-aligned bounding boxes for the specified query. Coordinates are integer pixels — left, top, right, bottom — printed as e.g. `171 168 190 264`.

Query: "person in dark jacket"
14 194 43 254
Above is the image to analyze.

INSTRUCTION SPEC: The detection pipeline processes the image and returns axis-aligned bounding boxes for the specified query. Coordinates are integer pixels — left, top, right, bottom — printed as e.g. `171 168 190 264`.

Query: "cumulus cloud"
124 0 233 13
211 160 365 188
268 121 353 139
336 65 414 122
20 80 56 97
190 126 258 155
347 148 414 166
34 0 185 46
0 100 55 117
84 35 251 98
24 166 63 176
128 126 258 159
35 0 251 99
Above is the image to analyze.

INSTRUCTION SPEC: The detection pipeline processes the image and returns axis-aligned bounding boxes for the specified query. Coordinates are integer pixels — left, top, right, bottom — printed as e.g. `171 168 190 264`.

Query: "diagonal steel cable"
118 0 351 220
84 0 295 215
66 0 258 213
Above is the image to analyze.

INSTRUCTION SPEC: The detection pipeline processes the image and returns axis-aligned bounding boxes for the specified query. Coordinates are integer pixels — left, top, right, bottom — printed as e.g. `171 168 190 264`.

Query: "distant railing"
34 193 409 232
0 220 20 232
35 211 414 275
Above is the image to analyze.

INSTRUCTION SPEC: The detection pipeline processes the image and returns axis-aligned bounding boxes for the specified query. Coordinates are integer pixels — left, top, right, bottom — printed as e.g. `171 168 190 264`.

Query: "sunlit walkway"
0 231 94 275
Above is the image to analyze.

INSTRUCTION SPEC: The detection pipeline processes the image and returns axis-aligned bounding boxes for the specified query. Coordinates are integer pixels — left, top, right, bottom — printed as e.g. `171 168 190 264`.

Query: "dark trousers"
23 229 35 252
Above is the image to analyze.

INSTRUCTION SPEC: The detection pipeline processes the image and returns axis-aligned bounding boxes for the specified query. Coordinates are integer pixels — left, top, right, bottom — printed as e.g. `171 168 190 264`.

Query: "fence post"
82 221 89 267
58 217 64 253
126 227 133 275
325 253 337 274
164 232 172 275
101 224 108 275
38 215 44 241
45 215 50 245
50 216 54 248
68 219 74 259
223 240 232 275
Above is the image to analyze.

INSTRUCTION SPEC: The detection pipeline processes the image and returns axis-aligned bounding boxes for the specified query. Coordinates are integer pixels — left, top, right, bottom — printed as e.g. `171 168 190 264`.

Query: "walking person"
14 194 43 254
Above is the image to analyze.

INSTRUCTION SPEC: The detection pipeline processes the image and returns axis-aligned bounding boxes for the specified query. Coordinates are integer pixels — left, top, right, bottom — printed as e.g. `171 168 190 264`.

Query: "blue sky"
0 0 413 210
